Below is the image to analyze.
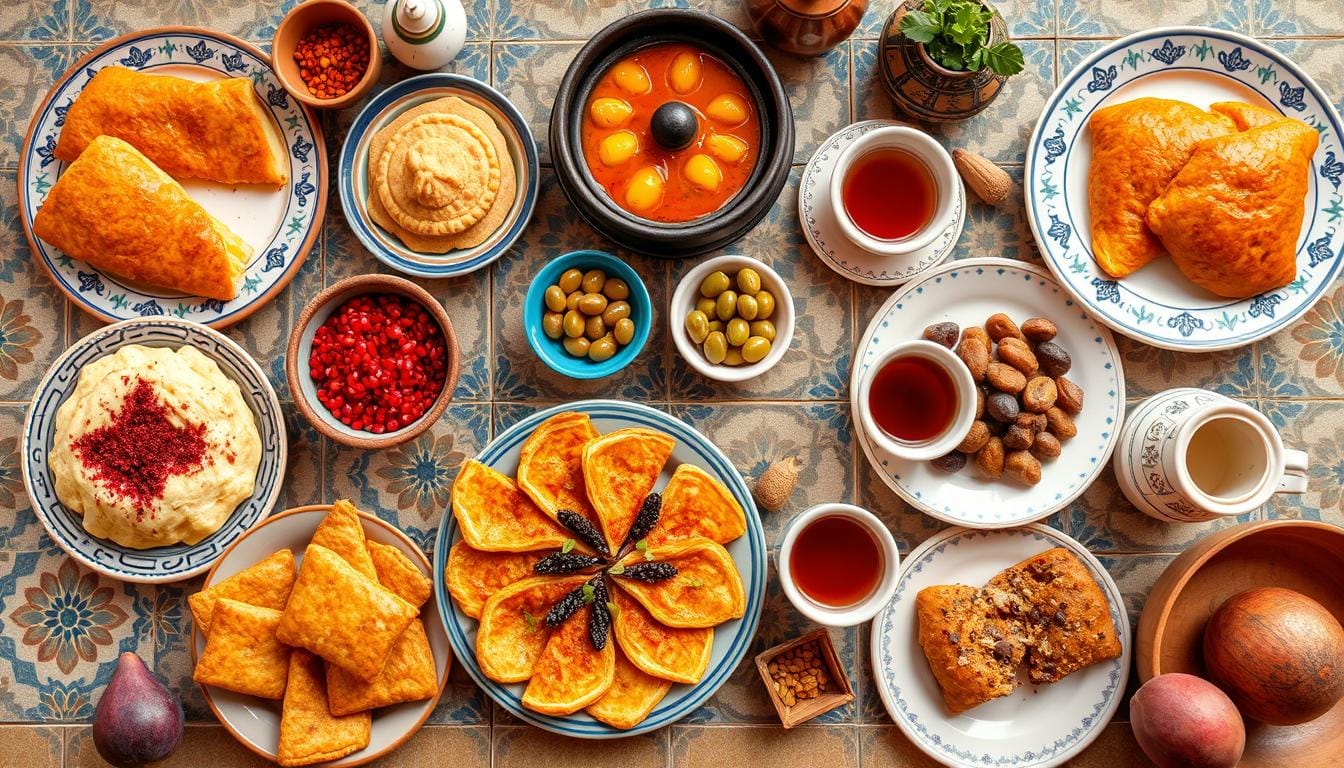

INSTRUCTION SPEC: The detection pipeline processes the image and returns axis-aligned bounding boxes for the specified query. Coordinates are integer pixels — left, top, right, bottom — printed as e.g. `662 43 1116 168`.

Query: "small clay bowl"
287 275 460 450
272 0 381 110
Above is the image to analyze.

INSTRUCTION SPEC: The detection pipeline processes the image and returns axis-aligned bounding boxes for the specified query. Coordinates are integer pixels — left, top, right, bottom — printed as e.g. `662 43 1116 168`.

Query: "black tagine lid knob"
650 101 698 151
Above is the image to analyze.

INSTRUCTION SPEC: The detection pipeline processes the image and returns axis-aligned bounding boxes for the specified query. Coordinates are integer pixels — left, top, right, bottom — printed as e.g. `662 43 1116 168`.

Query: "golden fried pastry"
915 585 1025 714
521 603 616 716
327 619 439 715
1210 101 1285 131
56 66 288 186
586 645 672 730
517 411 601 529
188 549 295 634
613 537 745 629
475 575 588 683
367 540 432 608
192 599 291 700
444 542 542 619
582 428 675 553
311 500 378 581
1146 117 1318 298
1087 97 1235 277
645 464 746 546
33 136 250 300
278 650 371 767
610 588 712 684
452 460 571 552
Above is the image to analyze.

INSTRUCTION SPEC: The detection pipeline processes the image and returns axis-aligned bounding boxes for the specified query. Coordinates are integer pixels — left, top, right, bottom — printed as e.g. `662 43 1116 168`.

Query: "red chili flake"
72 377 208 511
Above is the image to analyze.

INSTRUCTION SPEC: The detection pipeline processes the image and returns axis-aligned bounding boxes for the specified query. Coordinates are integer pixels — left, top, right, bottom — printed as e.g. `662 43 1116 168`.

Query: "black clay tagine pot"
550 9 794 259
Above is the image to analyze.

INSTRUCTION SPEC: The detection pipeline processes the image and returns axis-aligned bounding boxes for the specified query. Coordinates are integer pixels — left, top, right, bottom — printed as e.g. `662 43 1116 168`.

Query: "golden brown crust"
915 585 1023 714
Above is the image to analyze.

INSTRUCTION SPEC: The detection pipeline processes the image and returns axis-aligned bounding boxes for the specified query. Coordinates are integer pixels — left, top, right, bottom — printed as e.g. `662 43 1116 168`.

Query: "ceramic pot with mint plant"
877 0 1024 122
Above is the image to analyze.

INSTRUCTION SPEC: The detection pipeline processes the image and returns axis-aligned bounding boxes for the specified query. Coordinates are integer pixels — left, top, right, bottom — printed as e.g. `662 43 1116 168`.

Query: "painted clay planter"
878 1 1009 122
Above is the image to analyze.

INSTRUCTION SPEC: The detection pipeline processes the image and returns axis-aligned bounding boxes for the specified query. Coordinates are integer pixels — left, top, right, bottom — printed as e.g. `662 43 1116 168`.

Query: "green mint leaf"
606 601 619 618
561 538 576 554
582 583 596 603
608 562 625 576
636 540 654 561
899 10 942 43
949 5 979 45
984 42 1025 76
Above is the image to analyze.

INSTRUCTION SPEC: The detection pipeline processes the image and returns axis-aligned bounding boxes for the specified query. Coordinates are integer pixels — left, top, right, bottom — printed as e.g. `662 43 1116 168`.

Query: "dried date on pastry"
1035 341 1072 377
957 337 990 382
1045 407 1078 440
930 451 967 473
1055 377 1084 415
986 392 1019 423
1031 432 1062 459
986 313 1025 342
957 421 991 454
922 322 960 349
1003 425 1035 450
1021 317 1058 344
986 362 1027 394
996 337 1038 376
1004 450 1042 486
974 437 1005 479
1022 376 1058 413
961 326 991 349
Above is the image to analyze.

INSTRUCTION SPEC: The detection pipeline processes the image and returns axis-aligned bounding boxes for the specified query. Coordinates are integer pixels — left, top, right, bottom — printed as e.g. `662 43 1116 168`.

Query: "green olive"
542 311 564 340
708 320 724 334
699 271 731 298
755 290 775 320
602 301 631 326
588 336 617 362
563 310 585 338
566 290 583 311
715 290 738 322
585 315 606 340
558 268 584 294
563 335 591 357
544 285 567 313
723 346 745 366
696 297 717 316
749 319 776 341
582 269 607 294
577 292 608 316
736 267 762 295
742 336 772 363
684 310 710 344
736 294 759 321
614 318 635 345
604 278 630 301
726 317 749 347
703 331 727 364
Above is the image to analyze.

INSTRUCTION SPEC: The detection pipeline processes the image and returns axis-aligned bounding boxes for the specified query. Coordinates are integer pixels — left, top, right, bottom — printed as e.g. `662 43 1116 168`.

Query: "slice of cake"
915 585 1027 714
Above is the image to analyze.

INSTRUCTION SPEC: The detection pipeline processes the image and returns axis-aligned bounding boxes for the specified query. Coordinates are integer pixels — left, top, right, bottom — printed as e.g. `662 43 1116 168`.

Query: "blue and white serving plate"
19 28 326 329
1025 27 1344 351
852 257 1124 527
871 525 1130 768
340 73 539 278
21 318 287 583
433 400 766 738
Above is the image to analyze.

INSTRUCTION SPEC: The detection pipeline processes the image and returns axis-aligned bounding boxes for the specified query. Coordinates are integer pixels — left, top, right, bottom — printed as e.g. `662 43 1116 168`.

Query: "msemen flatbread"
611 587 712 684
476 575 588 683
517 411 601 529
444 542 542 619
451 459 570 552
326 619 438 715
367 539 432 607
278 650 371 767
310 500 378 581
189 548 295 634
613 537 745 629
192 599 291 699
582 428 675 554
586 645 672 730
521 603 616 716
645 464 746 546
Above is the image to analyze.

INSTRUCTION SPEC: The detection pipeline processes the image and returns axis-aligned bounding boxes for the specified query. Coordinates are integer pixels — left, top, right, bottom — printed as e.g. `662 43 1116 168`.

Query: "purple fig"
92 652 183 767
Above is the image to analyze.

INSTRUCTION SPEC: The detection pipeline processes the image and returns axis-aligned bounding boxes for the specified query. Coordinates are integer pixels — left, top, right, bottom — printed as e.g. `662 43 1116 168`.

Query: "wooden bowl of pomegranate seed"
287 274 460 450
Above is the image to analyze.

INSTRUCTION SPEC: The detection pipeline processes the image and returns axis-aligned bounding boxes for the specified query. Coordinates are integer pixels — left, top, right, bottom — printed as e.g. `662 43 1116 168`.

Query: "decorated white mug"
1114 388 1308 522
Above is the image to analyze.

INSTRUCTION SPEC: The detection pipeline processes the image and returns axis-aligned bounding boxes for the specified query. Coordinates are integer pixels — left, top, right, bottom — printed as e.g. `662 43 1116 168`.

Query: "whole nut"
953 148 1012 205
986 391 1020 423
1045 406 1077 439
930 451 966 473
958 337 990 382
974 436 1005 479
1055 376 1084 415
962 326 991 349
1021 317 1058 344
1003 424 1035 450
987 362 1027 394
1035 341 1072 377
1004 450 1042 486
986 313 1025 343
997 337 1038 376
923 322 960 349
1031 432 1062 459
1022 376 1058 413
1016 412 1047 434
957 420 991 453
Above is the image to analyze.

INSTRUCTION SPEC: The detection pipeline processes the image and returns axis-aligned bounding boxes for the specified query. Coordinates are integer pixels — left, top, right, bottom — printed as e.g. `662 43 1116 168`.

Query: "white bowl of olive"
671 254 794 382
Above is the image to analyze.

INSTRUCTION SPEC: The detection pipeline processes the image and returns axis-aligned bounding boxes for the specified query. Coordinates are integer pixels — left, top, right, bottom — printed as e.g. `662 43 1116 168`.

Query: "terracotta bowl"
286 274 460 450
272 0 381 110
1136 519 1344 767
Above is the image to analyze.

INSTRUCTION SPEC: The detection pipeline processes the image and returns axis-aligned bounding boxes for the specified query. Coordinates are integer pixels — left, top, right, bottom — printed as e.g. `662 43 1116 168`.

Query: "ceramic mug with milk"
1114 388 1308 522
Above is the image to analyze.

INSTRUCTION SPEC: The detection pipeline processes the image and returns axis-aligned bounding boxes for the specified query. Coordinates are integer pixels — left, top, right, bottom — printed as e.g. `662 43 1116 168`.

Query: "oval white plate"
871 524 1130 768
852 257 1124 527
19 28 325 329
194 506 451 767
1025 27 1344 351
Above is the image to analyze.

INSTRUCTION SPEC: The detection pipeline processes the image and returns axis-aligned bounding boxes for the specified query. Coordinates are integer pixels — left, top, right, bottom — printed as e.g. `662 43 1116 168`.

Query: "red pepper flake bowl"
287 274 460 451
272 0 381 110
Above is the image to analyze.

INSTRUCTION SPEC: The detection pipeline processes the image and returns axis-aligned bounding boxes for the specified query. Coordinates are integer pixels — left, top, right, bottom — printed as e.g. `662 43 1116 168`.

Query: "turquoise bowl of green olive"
670 254 794 382
525 250 651 379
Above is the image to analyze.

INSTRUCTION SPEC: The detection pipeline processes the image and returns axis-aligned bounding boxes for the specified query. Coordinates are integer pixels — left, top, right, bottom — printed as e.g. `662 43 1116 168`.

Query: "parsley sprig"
900 0 1024 76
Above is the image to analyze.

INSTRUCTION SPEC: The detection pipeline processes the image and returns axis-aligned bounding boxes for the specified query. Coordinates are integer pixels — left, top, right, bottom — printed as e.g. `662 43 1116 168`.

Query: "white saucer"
799 120 965 287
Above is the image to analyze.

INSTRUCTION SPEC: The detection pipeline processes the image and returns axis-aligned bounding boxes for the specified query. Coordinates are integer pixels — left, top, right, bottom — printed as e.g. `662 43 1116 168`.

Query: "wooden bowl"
271 0 381 110
1136 519 1344 766
754 628 854 728
286 274 460 451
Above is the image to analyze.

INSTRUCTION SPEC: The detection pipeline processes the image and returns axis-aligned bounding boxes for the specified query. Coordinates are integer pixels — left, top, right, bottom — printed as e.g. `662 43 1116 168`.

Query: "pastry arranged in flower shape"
446 412 747 729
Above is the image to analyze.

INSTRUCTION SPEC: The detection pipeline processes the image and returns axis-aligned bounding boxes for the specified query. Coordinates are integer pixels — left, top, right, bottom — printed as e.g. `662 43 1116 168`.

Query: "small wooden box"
754 628 854 728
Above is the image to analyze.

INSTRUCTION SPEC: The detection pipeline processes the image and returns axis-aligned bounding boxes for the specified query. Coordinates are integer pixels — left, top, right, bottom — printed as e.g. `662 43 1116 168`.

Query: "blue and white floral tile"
1059 0 1250 37
952 167 1040 262
1260 400 1344 526
1260 284 1344 398
73 0 299 43
670 171 853 402
856 458 947 555
325 402 489 556
768 45 850 165
280 406 326 509
855 623 893 724
1056 38 1108 79
0 0 67 41
150 576 211 722
1255 0 1344 36
1093 553 1176 632
852 39 1056 165
0 550 154 721
858 724 942 768
494 724 668 768
672 722 859 766
1116 335 1256 400
0 407 45 550
489 0 751 41
0 46 69 167
0 172 66 403
857 0 1057 39
492 173 668 403
427 663 490 725
324 206 494 402
1264 40 1344 114
491 42 583 166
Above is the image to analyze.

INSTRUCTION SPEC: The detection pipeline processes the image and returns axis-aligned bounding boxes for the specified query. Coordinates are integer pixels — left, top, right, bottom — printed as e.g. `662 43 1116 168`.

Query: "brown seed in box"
1031 432 1062 459
1004 450 1042 486
1055 376 1084 415
957 337 990 382
1016 412 1047 434
957 421 991 453
1003 424 1035 450
986 313 1025 342
986 362 1026 394
1021 317 1058 344
923 322 960 349
1022 376 1058 413
996 337 1038 376
974 436 1005 479
1045 407 1077 439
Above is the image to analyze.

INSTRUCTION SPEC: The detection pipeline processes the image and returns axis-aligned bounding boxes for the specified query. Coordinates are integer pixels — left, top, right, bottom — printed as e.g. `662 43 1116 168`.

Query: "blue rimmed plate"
432 400 766 738
871 524 1130 768
852 257 1124 528
339 73 540 278
21 318 286 583
1025 27 1344 351
18 27 326 330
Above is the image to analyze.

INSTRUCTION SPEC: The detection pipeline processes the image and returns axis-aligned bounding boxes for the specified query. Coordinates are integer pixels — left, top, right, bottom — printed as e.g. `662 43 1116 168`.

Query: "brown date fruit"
961 326 991 349
957 421 991 454
1045 407 1077 439
957 337 990 382
986 392 1019 423
1055 376 1084 415
975 386 987 419
1035 341 1072 377
1022 376 1058 413
987 362 1026 394
974 437 1005 479
930 451 967 474
1004 450 1042 486
1031 432 1062 459
1004 425 1035 450
1021 317 1058 344
1016 412 1047 434
997 337 1038 376
923 321 960 349
986 313 1025 342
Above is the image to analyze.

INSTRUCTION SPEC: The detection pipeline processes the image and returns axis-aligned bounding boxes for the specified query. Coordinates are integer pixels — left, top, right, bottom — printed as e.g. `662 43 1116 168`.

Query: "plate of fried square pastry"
871 525 1130 768
191 501 448 767
1026 27 1344 351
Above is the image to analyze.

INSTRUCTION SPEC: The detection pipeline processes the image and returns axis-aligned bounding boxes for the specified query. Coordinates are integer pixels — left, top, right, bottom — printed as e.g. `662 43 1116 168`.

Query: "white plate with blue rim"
432 399 766 738
18 28 325 330
871 524 1130 768
339 73 540 278
1025 26 1344 352
20 317 286 583
852 257 1124 528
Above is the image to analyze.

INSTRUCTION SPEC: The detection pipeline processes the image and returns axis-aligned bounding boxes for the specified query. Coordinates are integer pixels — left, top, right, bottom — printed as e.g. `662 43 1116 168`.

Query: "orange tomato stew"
581 42 761 223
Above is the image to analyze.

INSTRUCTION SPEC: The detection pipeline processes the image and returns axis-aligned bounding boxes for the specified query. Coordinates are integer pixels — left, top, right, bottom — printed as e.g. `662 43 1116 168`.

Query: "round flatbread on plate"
871 524 1130 768
1025 26 1344 351
19 27 325 329
852 257 1124 527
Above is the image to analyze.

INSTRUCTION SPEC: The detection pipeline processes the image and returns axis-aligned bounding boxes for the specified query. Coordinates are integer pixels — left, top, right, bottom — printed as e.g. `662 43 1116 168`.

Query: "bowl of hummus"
23 318 286 583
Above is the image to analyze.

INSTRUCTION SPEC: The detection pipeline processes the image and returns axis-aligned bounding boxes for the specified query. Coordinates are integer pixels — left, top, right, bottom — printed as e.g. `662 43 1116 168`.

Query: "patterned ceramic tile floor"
1 0 1342 766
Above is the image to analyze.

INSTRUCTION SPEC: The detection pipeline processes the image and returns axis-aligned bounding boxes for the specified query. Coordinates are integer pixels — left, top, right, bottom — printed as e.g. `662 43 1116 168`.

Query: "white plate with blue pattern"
871 525 1130 768
432 400 766 738
852 257 1124 528
21 318 286 583
19 28 325 329
1025 27 1344 352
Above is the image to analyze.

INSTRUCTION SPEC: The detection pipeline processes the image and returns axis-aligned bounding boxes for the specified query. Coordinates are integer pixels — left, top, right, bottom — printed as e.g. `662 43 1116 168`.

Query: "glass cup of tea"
777 503 900 627
854 340 977 461
829 126 959 257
